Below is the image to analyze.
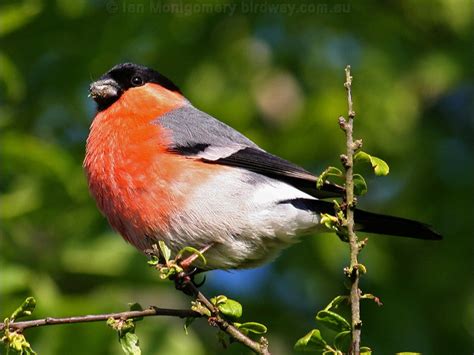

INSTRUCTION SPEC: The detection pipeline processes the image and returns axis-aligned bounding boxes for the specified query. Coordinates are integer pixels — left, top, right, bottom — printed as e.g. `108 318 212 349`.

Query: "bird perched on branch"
84 63 441 270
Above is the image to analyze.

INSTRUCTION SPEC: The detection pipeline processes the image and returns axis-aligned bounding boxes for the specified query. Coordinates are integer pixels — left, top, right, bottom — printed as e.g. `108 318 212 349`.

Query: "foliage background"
1 0 472 354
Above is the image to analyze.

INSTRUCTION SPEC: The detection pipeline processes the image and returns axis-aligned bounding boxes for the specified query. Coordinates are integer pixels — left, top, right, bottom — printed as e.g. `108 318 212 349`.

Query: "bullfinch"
84 63 441 270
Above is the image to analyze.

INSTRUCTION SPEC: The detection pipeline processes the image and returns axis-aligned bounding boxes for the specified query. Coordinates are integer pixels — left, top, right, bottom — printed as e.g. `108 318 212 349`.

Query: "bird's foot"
178 243 214 270
170 267 206 296
171 243 213 295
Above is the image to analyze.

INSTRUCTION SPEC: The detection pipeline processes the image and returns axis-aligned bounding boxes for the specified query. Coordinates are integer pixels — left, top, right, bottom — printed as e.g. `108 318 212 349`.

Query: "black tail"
353 208 442 240
283 199 442 240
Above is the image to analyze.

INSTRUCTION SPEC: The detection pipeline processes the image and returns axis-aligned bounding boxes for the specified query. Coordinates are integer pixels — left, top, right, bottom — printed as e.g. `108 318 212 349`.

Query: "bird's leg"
172 267 208 295
179 243 214 270
172 243 214 294
171 270 197 296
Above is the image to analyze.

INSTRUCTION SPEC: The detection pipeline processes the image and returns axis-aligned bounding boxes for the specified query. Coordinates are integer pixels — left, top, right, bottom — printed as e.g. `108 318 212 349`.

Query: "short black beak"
89 79 121 101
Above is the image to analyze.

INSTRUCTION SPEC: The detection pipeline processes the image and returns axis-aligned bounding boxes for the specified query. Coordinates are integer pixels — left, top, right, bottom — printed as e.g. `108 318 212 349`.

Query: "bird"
84 62 441 271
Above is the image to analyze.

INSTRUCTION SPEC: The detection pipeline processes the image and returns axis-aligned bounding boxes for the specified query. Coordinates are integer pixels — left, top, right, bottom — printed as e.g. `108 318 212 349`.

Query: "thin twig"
341 65 362 354
186 282 271 355
0 307 200 332
1 285 271 355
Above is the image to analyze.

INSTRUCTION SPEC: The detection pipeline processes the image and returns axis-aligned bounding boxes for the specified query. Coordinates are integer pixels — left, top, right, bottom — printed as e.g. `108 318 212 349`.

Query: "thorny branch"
340 65 363 354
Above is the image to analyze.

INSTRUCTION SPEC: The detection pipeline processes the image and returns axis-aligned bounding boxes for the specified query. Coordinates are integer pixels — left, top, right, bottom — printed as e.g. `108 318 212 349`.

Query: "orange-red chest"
84 85 189 248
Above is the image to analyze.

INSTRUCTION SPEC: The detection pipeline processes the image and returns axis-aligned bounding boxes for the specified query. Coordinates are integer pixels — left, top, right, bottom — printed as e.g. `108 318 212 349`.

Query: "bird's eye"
131 75 144 86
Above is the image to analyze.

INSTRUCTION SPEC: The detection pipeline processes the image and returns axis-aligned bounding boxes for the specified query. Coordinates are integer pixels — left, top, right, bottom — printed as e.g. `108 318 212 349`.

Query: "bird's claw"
170 267 206 295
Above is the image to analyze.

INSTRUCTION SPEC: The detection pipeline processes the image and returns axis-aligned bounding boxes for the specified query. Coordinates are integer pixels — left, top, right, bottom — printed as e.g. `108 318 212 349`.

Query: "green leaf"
360 346 372 355
158 241 171 263
294 329 328 352
128 303 143 311
334 331 351 351
320 213 340 231
128 303 144 321
357 263 367 274
324 295 348 311
354 151 389 176
210 295 228 305
107 318 141 355
353 174 368 196
316 310 350 332
317 166 343 189
10 296 36 321
235 322 267 334
217 298 242 320
191 301 211 317
183 317 195 335
108 318 136 333
2 331 37 354
147 255 159 266
210 295 243 320
396 353 421 355
158 267 170 279
119 331 141 355
217 330 228 348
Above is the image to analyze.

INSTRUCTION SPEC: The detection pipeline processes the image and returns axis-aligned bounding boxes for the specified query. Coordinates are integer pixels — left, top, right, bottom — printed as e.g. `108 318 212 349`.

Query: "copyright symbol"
106 0 118 14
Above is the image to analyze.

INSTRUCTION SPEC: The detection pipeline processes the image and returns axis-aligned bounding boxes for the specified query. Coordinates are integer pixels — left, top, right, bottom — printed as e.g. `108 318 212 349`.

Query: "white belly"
163 168 322 269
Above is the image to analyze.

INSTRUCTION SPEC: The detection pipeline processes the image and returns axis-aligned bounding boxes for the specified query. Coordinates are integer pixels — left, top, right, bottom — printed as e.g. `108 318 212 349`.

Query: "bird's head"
89 62 183 111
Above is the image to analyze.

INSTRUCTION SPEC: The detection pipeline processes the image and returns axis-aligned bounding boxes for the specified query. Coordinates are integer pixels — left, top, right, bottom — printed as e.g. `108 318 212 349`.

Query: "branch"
3 246 271 355
340 65 362 354
1 289 271 355
0 307 200 332
187 282 271 355
151 243 271 354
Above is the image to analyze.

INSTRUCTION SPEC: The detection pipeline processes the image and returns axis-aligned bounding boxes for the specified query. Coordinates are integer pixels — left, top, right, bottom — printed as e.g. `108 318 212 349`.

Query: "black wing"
157 105 344 198
207 146 344 198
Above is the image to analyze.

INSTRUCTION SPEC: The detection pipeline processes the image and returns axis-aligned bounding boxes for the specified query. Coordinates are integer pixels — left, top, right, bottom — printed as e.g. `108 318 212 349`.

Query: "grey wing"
158 104 259 159
157 104 344 198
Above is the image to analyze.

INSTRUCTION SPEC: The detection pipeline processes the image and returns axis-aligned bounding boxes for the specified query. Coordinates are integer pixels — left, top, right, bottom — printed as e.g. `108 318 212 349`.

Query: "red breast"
84 83 219 249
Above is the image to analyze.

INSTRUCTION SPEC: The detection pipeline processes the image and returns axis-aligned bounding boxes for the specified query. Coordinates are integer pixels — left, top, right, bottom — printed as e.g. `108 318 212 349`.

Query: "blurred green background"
1 0 473 354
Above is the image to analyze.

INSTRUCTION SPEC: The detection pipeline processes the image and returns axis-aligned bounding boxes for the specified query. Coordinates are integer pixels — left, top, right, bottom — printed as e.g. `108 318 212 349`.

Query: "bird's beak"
89 79 121 101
